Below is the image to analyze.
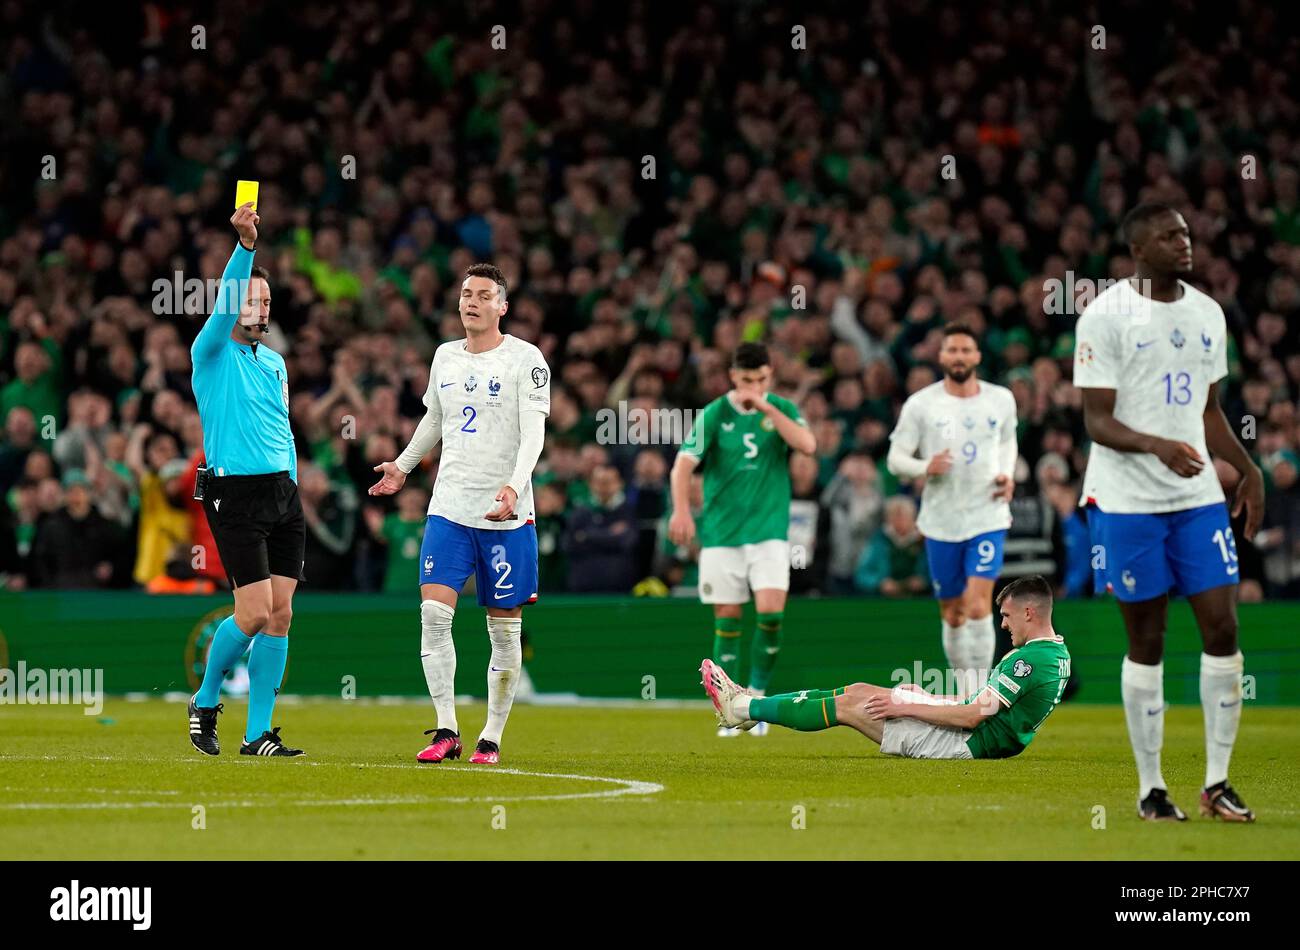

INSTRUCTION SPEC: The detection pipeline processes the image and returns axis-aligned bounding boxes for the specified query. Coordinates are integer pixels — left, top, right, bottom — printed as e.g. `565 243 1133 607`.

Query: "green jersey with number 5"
680 392 806 548
964 634 1071 759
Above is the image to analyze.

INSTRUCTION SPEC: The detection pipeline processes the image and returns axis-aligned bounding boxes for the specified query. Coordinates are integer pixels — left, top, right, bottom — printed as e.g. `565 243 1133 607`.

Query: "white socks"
420 600 458 734
966 614 996 689
1201 652 1243 789
942 619 969 691
480 615 523 745
943 616 995 694
1121 656 1168 800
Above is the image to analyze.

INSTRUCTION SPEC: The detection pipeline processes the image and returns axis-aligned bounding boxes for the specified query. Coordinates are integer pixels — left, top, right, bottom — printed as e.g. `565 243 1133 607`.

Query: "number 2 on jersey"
461 405 477 432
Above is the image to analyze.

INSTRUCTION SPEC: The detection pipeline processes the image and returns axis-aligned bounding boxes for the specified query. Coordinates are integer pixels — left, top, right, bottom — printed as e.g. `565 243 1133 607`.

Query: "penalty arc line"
0 758 664 809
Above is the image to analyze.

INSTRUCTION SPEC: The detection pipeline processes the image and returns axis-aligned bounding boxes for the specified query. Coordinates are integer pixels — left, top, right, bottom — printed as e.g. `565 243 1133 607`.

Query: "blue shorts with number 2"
1089 502 1238 602
924 529 1006 600
418 515 538 607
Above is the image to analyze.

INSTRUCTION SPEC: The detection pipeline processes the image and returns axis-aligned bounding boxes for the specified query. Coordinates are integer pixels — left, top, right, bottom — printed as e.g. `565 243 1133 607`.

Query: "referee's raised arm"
192 202 259 364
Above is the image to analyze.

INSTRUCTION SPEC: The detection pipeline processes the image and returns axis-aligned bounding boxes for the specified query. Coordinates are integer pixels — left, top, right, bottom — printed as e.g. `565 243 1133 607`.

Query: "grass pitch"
1 698 1297 860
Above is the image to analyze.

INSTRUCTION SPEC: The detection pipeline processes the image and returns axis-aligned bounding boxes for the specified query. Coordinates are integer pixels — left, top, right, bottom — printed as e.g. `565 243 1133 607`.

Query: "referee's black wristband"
240 239 256 252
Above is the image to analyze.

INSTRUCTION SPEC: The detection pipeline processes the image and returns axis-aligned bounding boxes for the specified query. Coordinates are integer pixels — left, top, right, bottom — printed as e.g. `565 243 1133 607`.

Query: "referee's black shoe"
240 726 306 757
188 697 223 756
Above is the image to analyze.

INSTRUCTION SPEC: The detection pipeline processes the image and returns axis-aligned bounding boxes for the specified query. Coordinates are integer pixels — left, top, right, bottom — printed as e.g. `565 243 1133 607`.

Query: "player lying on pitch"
700 575 1070 760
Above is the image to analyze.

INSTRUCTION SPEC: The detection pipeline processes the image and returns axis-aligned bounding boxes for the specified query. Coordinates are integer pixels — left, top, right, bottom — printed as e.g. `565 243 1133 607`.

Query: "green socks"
713 616 743 681
748 687 844 731
749 611 783 693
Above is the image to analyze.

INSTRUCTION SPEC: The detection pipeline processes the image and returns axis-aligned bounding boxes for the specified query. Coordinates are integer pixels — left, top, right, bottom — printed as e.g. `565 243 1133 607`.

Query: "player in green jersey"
670 343 816 737
700 575 1070 759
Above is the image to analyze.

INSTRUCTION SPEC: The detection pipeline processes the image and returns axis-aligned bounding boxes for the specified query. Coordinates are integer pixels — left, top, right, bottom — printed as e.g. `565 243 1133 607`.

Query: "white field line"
0 757 663 809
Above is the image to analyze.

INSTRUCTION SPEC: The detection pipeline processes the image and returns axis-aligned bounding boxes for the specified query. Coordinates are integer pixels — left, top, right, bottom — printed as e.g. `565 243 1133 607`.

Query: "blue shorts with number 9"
418 515 539 607
924 529 1006 600
1089 502 1238 602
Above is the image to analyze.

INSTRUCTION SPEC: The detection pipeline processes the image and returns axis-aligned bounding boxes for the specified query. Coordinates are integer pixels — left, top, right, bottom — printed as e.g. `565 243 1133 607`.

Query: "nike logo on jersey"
1136 340 1154 349
1146 707 1162 716
1219 699 1240 708
493 592 511 600
440 382 454 388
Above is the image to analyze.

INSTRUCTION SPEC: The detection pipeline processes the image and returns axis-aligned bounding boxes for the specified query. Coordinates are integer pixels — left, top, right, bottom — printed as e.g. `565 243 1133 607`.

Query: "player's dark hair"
251 265 270 283
941 322 979 345
732 342 769 370
997 575 1054 611
1121 203 1179 246
465 263 508 302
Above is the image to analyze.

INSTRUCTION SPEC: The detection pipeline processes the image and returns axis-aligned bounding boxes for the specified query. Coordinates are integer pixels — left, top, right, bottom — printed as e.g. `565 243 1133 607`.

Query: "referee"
187 202 306 757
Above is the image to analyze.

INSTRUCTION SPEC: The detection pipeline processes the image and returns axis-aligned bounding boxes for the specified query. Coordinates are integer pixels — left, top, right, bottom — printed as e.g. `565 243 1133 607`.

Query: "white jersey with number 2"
422 334 551 530
889 380 1017 542
1073 278 1227 514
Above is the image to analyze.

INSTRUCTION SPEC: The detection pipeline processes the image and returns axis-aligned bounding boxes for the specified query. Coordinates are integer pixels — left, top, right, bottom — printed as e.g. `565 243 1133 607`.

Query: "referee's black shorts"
202 471 306 588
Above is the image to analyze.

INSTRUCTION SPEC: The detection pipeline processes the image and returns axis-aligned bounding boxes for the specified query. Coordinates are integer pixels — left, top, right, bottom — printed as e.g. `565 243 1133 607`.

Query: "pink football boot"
417 728 462 763
468 739 500 764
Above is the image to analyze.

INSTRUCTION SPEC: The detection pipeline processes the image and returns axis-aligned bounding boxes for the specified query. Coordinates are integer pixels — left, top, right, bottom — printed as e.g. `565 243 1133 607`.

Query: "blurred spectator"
363 486 429 594
788 452 831 595
821 452 884 594
534 480 569 592
0 407 38 493
1 342 60 444
627 449 668 580
127 424 190 586
29 469 124 588
300 463 359 589
854 495 929 597
145 541 219 595
564 464 638 592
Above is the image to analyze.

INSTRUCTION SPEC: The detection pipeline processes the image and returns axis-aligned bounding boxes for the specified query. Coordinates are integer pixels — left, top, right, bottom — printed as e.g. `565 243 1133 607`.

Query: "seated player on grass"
699 574 1071 760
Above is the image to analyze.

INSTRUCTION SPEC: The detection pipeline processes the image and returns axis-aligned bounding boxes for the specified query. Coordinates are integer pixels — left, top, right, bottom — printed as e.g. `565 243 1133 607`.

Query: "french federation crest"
1012 659 1033 678
488 377 502 397
1201 332 1212 352
988 416 998 429
1170 328 1185 349
963 416 975 430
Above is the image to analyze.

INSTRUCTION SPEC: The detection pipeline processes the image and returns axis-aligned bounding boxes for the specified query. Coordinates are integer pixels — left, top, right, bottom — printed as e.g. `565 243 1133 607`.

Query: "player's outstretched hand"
668 509 695 546
991 473 1014 501
1233 466 1265 541
231 202 259 248
485 485 518 521
1152 439 1204 478
926 449 953 476
369 461 407 496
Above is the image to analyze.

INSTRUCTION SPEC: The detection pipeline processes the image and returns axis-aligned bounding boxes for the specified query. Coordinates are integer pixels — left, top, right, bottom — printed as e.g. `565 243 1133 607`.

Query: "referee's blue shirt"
191 243 297 482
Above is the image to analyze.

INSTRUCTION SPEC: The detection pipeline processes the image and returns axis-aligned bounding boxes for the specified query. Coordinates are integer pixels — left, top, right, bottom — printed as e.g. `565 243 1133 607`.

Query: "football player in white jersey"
887 324 1019 695
1075 203 1264 822
370 263 550 766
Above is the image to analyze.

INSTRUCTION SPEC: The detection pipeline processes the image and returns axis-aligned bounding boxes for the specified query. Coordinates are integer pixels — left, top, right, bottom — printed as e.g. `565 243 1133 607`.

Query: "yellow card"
234 180 259 211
